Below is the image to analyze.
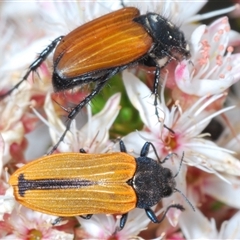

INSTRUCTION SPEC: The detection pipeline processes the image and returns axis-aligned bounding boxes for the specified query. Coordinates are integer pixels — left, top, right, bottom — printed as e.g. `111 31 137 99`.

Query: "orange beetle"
1 7 190 154
9 140 193 230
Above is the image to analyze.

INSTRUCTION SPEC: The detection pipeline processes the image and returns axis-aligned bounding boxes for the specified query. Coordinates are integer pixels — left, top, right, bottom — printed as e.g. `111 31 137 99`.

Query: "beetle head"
133 157 177 209
134 13 191 61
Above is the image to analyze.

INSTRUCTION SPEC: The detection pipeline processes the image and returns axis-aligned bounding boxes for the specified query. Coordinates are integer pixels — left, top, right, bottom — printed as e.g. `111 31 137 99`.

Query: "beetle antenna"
174 188 195 212
159 152 177 164
172 152 195 211
173 152 184 178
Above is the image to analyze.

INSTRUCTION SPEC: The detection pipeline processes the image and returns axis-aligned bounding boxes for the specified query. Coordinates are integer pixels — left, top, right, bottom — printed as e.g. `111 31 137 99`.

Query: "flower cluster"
1 1 240 239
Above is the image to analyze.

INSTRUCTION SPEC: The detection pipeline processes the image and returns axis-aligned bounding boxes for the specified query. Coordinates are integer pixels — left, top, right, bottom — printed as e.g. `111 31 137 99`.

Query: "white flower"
179 207 240 239
78 208 162 240
121 0 206 22
0 185 15 221
122 70 239 178
32 92 121 153
1 206 73 240
175 16 240 96
216 102 240 159
1 1 240 239
0 89 32 166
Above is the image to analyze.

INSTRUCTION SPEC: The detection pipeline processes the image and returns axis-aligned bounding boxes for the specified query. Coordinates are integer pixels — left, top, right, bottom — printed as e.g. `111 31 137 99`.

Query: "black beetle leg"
120 0 126 7
151 57 161 121
80 214 93 220
47 119 72 155
79 148 87 153
119 213 128 231
47 78 108 155
145 204 185 223
0 36 64 99
52 217 63 226
47 67 120 155
139 142 151 157
119 140 127 153
145 56 174 134
68 67 120 121
112 213 128 234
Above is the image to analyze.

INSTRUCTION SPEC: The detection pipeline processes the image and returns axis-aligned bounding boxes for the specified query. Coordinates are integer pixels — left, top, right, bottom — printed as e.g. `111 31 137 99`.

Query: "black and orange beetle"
1 7 190 154
9 140 194 230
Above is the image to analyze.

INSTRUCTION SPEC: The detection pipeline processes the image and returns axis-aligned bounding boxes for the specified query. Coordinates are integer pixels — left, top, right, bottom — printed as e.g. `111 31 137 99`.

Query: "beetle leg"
119 213 128 230
140 141 174 163
47 69 119 155
152 58 174 134
48 81 108 155
143 56 174 133
119 140 127 153
47 120 72 155
150 57 161 121
79 148 87 153
52 217 63 226
66 66 122 120
145 204 185 224
80 214 93 220
0 36 64 99
139 142 150 157
47 80 108 155
120 0 126 7
68 80 110 120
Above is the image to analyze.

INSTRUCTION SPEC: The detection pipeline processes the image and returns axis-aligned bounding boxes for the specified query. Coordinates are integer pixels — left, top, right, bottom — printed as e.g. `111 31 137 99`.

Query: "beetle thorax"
134 13 191 62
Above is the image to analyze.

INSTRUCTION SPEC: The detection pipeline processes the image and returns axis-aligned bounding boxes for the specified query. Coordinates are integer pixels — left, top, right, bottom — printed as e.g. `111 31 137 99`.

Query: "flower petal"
179 207 218 238
204 175 240 208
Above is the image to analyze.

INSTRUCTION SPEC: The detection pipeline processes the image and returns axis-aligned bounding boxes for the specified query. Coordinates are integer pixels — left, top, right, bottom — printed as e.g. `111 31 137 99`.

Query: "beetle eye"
163 186 173 197
163 168 172 179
